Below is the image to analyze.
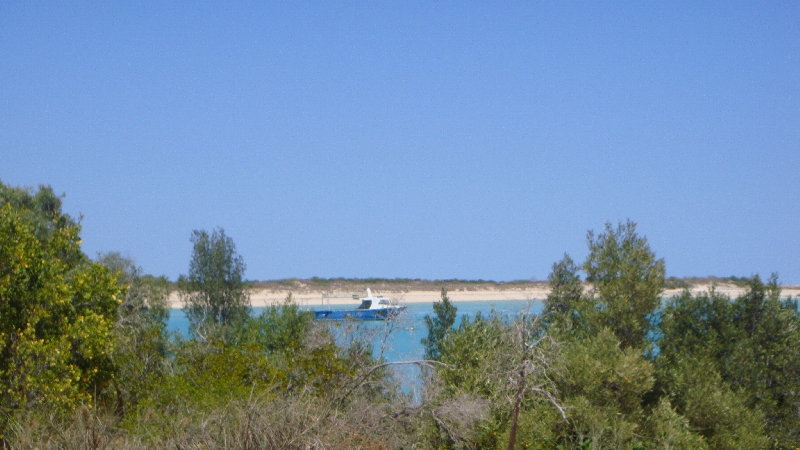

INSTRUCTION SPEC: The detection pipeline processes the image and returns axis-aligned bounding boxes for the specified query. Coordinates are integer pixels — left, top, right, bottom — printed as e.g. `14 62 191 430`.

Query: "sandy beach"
168 284 800 308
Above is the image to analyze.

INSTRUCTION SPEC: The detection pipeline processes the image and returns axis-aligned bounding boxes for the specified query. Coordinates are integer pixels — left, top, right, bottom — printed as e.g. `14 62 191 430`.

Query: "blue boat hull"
314 307 405 321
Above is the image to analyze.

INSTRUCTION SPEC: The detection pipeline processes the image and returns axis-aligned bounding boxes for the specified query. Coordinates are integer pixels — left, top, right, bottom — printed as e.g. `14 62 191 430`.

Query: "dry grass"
5 395 414 450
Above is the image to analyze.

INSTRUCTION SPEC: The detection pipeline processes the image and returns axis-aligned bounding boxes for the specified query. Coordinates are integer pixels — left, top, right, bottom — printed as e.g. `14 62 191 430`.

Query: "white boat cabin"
356 289 398 310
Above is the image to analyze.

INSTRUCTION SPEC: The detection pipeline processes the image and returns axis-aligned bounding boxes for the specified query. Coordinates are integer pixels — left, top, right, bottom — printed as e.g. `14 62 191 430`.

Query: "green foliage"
433 309 565 450
501 398 564 450
97 252 171 417
553 328 655 449
544 253 595 337
644 397 708 450
0 181 78 244
234 293 312 350
545 254 584 315
233 294 354 396
724 275 753 287
422 287 458 360
5 193 799 450
729 276 800 447
431 311 516 448
178 228 250 336
128 293 358 423
438 311 511 400
0 187 121 440
664 276 690 289
584 220 665 350
562 329 654 416
657 357 769 449
657 288 737 378
657 276 800 448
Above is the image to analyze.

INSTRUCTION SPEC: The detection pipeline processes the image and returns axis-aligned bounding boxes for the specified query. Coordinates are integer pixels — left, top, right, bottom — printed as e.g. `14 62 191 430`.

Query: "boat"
314 289 406 320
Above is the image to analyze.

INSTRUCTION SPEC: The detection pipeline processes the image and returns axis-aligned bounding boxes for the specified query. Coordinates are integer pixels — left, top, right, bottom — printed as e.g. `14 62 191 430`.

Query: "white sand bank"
168 284 800 308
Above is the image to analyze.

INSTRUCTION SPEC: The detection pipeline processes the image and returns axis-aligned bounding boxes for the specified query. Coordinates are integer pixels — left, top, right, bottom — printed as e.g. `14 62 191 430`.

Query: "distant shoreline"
168 283 800 308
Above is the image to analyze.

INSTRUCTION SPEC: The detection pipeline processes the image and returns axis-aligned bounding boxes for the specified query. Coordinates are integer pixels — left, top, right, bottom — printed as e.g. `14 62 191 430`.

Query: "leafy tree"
657 276 799 448
431 311 515 448
422 287 457 360
435 309 563 449
178 228 250 336
657 287 736 374
545 254 584 315
0 185 121 439
0 181 78 243
131 293 360 425
656 356 768 449
728 275 800 447
226 293 351 397
538 222 705 449
236 293 314 353
544 253 594 336
644 397 708 449
97 252 171 416
584 220 665 350
555 328 656 449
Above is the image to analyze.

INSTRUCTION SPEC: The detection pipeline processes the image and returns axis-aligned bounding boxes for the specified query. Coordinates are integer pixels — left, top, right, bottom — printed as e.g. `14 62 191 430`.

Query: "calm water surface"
168 299 544 398
168 299 544 357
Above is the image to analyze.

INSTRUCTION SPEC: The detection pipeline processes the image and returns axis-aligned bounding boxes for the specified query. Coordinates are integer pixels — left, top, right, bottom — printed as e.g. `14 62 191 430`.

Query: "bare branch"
336 360 452 405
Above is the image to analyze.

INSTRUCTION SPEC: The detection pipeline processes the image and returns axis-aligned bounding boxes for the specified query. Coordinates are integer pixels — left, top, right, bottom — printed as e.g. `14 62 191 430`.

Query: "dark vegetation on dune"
251 278 544 292
250 276 761 293
2 180 799 449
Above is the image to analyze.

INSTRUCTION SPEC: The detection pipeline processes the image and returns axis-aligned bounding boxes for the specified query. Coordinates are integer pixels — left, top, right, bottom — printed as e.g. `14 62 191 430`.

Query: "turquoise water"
167 299 545 360
168 299 544 398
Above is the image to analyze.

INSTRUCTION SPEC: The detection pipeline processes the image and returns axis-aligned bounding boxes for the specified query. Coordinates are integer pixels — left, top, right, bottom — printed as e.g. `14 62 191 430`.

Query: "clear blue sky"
2 2 798 283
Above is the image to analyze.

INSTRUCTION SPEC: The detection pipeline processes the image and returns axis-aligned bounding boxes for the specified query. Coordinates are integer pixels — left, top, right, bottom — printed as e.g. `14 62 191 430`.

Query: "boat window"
378 299 390 305
357 300 371 310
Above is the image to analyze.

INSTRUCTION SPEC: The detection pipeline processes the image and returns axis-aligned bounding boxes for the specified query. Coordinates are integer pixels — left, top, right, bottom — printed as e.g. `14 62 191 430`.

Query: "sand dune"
168 284 800 308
